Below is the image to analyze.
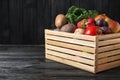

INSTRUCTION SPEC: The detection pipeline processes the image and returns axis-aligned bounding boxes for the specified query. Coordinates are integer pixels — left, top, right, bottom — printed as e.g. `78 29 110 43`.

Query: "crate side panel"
45 29 96 41
46 49 94 66
98 33 120 40
46 54 95 73
45 29 96 73
46 34 96 47
98 54 120 64
98 38 120 46
98 49 120 58
46 39 96 53
98 44 120 53
46 44 95 60
96 60 120 73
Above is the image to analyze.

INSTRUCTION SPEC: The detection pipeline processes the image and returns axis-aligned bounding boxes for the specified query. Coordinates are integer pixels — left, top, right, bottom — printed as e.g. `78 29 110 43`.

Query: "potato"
55 14 67 28
61 23 76 33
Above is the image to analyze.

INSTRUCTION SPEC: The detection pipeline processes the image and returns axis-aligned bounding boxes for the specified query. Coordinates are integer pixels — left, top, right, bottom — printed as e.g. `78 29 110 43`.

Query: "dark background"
0 0 120 45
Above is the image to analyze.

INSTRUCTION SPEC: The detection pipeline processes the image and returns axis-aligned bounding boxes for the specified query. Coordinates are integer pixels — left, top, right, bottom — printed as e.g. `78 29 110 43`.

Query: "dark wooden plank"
94 0 102 13
108 0 120 21
0 0 10 44
79 0 95 9
70 0 80 7
37 0 52 44
95 0 109 15
9 0 23 44
17 0 24 44
37 0 45 44
22 0 38 44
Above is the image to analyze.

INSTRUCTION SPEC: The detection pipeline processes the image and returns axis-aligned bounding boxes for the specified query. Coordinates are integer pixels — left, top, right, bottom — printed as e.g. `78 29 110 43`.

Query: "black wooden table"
0 45 119 80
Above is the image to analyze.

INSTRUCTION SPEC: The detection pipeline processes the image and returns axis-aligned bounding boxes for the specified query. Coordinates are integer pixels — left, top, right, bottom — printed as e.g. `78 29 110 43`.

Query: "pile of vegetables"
54 6 120 36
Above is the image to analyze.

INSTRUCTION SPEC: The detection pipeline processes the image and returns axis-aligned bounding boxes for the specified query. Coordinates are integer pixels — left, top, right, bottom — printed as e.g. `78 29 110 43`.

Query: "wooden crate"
45 29 120 73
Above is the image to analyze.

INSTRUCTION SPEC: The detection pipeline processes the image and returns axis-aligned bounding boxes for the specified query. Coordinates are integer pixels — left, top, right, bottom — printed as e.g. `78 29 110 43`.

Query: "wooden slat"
98 55 120 64
46 44 95 60
97 60 120 72
98 44 120 53
46 54 95 73
46 39 95 53
45 34 96 47
98 33 120 40
46 49 94 65
98 38 120 46
45 29 96 41
98 49 120 58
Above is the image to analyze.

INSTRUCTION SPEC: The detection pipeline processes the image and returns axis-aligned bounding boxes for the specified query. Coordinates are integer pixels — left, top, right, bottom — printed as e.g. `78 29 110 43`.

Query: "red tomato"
84 26 101 36
86 23 95 28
